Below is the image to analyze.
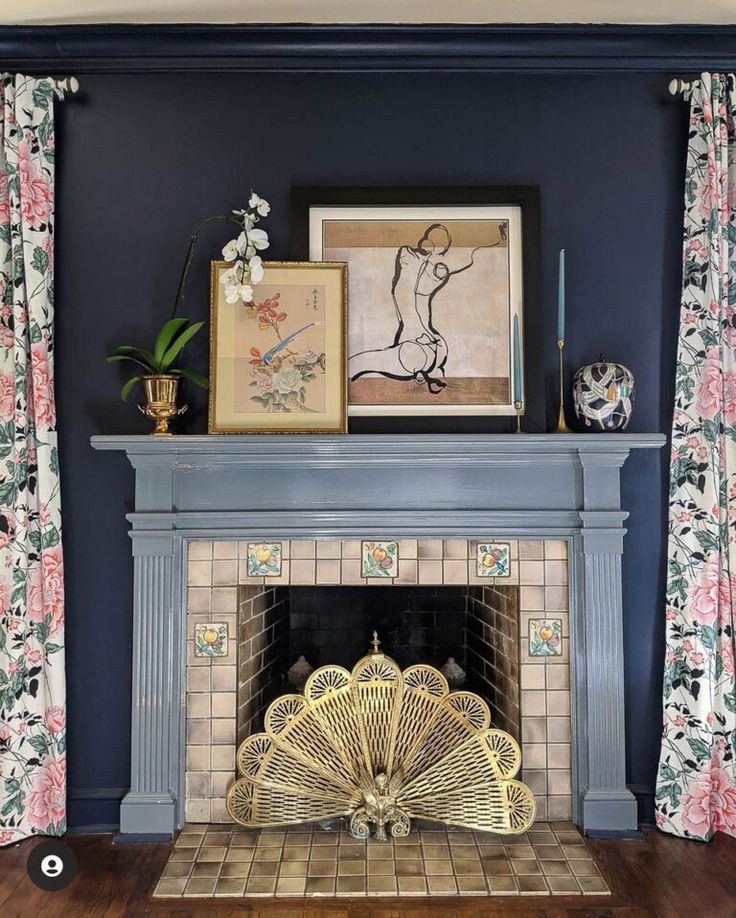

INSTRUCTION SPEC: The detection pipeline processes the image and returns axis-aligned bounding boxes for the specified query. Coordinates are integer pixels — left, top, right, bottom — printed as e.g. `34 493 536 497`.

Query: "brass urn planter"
139 374 188 436
108 316 208 434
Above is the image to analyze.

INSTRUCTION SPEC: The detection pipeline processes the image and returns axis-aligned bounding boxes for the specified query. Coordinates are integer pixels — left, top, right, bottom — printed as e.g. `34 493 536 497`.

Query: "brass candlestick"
514 400 523 433
555 339 572 433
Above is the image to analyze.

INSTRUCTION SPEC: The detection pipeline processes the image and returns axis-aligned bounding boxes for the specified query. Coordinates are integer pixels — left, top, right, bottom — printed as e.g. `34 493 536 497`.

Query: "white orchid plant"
219 192 271 306
108 192 272 407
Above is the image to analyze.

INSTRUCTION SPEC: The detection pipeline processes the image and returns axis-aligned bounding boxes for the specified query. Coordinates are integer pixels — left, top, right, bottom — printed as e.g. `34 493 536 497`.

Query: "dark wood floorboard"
0 830 734 918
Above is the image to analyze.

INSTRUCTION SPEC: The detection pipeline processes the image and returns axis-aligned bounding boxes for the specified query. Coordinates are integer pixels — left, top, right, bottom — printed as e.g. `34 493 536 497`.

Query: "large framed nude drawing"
291 187 543 431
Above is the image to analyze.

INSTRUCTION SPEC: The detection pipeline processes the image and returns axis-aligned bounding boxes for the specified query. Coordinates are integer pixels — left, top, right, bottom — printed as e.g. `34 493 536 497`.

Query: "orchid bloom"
249 255 264 284
249 193 271 217
224 283 254 304
219 265 241 286
232 209 256 228
247 228 269 251
222 239 239 262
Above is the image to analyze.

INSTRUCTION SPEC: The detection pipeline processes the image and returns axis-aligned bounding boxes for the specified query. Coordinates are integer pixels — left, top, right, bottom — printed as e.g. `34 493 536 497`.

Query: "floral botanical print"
0 74 66 845
657 73 736 841
245 292 326 413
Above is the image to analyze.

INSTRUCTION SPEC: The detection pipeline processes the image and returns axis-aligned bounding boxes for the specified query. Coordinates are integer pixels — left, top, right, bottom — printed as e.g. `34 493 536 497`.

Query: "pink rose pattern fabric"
657 74 736 840
0 75 66 844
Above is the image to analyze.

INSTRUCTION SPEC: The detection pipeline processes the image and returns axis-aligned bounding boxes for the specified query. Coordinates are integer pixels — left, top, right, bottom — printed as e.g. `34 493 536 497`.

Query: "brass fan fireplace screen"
226 635 536 840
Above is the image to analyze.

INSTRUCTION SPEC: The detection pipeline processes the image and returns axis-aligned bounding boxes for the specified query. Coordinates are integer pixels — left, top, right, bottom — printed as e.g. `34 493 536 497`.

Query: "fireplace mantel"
92 432 665 838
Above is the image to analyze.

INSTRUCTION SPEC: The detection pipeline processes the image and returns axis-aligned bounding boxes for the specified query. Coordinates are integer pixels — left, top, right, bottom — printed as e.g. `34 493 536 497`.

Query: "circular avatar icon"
26 839 78 891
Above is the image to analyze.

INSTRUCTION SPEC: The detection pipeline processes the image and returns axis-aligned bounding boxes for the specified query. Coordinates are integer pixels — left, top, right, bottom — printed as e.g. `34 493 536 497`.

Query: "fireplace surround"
184 540 572 826
91 432 665 838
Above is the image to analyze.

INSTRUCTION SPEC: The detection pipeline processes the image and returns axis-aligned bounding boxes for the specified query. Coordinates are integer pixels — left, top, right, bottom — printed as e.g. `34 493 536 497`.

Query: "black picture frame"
291 185 544 434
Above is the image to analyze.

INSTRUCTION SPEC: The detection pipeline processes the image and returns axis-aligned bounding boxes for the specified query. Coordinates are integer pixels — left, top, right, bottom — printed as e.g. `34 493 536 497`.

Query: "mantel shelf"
90 430 665 521
91 432 666 459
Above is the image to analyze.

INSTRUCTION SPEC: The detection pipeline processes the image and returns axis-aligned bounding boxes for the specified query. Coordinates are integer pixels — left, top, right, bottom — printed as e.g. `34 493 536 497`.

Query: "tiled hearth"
153 821 610 899
185 538 572 827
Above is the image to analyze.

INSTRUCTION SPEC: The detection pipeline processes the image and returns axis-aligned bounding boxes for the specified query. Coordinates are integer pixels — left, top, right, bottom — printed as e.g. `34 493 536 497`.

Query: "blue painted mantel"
91 433 665 837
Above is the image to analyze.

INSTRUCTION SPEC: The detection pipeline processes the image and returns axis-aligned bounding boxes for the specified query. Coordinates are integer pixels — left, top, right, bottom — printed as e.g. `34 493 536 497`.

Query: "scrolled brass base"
350 773 410 840
226 632 536 839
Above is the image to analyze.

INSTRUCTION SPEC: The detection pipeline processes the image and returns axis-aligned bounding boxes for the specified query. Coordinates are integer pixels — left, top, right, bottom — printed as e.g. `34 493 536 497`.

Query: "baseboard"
586 827 645 840
67 786 127 801
67 786 126 834
628 782 655 827
113 832 173 844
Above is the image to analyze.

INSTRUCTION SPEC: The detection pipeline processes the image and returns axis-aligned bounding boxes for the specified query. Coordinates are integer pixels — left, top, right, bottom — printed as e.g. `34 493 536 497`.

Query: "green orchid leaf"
154 318 189 366
121 375 142 401
160 321 205 369
177 367 210 389
109 345 156 362
107 354 156 373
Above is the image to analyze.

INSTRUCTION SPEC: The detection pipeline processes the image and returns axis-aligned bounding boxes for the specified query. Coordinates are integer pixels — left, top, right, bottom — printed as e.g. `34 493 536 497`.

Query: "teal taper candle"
513 314 522 403
558 248 565 341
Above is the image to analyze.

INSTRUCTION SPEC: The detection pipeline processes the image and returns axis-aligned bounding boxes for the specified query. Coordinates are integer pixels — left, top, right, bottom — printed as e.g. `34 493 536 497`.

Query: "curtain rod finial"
57 76 79 95
669 78 692 97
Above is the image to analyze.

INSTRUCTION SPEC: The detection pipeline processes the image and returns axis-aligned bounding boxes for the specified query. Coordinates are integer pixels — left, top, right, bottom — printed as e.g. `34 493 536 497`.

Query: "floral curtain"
657 73 736 840
0 74 67 845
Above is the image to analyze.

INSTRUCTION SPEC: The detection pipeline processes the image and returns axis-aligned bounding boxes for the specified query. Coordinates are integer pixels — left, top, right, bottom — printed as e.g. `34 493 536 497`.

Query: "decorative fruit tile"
361 541 398 578
247 542 282 577
529 619 563 657
476 541 511 577
194 622 228 657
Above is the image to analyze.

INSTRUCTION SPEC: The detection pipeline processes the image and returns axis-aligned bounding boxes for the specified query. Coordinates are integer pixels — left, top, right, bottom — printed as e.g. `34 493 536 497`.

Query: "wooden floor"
0 829 735 917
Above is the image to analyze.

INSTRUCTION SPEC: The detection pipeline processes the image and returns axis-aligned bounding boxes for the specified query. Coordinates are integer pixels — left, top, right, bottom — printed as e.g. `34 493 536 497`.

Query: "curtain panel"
657 73 736 840
0 74 66 845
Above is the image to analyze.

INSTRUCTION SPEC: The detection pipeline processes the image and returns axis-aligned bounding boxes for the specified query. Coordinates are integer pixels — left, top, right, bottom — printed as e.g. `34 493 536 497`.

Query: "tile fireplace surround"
185 537 571 825
91 433 664 841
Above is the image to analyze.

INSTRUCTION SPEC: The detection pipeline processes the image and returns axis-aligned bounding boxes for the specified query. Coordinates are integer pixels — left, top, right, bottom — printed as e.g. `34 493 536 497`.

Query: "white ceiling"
4 0 736 26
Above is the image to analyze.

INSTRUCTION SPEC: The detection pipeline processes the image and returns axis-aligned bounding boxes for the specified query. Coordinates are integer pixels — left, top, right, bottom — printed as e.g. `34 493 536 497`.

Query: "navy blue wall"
53 69 685 828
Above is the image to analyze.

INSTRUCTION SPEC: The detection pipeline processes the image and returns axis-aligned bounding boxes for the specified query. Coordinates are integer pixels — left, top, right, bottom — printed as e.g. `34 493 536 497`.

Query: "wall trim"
66 824 119 835
1 23 736 74
628 782 656 826
68 786 127 802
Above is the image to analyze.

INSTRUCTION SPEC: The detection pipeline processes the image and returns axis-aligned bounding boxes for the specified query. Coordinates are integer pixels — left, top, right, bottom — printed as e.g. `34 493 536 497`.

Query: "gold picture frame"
208 261 347 434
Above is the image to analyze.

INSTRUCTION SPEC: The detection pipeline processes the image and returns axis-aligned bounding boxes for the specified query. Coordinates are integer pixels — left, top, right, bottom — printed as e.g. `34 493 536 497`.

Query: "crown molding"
1 23 736 74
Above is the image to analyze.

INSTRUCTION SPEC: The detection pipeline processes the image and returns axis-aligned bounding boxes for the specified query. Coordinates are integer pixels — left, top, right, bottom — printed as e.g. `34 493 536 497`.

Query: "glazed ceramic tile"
247 542 282 577
476 541 511 577
194 622 228 658
529 619 562 656
153 821 609 899
361 541 398 578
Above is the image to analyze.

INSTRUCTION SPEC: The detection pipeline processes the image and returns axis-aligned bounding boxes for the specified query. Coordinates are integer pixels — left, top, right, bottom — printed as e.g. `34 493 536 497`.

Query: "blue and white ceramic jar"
573 355 635 431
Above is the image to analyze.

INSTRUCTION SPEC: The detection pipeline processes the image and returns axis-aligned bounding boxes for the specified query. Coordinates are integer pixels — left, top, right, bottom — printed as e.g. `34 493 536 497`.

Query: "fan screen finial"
370 631 381 655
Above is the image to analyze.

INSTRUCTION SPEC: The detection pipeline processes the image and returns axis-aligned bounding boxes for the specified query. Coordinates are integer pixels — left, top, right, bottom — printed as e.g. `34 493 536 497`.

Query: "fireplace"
91 432 665 838
184 538 571 827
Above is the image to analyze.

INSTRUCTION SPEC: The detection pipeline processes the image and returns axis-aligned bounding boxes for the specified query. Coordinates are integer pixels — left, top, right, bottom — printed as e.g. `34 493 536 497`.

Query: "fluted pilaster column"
119 452 181 836
578 450 638 833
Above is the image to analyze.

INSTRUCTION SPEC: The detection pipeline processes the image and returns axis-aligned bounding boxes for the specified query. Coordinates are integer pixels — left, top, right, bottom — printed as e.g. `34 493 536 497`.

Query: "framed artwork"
291 187 543 432
209 261 347 433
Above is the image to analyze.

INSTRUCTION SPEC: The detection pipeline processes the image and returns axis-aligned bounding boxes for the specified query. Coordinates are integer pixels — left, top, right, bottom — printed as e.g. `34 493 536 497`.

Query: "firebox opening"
236 583 520 750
